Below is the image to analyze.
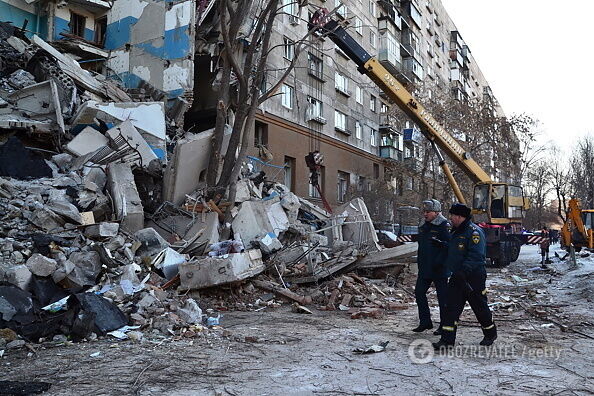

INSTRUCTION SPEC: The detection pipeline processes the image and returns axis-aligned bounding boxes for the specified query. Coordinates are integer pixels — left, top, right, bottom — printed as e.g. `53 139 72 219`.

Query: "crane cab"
471 182 527 225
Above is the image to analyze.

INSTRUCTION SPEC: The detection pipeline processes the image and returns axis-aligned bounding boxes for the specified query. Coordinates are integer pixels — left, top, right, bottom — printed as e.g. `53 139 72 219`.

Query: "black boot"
432 339 454 350
433 327 443 336
412 322 433 332
480 324 497 346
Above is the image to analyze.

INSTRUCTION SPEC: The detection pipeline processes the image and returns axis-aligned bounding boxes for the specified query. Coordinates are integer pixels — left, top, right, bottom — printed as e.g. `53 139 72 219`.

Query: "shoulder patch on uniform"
472 230 481 244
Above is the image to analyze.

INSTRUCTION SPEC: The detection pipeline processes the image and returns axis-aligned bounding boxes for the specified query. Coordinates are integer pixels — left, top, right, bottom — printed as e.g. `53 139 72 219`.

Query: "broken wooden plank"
252 280 313 305
356 242 418 267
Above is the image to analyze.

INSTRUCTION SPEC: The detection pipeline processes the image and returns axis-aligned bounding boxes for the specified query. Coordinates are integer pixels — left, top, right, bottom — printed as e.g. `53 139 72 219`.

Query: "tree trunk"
206 57 232 191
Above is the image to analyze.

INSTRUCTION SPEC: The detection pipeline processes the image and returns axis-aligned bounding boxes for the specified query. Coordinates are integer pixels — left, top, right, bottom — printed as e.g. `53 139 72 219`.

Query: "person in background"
540 226 550 267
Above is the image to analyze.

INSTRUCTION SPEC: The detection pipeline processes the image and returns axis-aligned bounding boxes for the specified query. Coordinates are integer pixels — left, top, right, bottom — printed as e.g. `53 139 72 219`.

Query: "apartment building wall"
254 0 510 214
0 0 48 38
104 0 195 98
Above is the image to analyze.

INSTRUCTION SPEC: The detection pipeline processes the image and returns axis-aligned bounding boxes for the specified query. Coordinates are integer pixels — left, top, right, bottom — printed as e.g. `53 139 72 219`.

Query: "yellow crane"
310 11 535 266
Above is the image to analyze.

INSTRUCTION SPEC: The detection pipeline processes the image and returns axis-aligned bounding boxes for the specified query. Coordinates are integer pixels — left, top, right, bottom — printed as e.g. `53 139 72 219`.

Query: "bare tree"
568 134 594 208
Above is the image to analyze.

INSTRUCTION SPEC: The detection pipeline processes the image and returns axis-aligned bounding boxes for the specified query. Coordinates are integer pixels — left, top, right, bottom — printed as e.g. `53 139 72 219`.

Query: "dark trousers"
440 270 494 344
415 276 448 327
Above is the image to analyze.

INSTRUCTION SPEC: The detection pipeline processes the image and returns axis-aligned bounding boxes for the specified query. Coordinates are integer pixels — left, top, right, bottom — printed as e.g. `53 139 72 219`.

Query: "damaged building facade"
185 0 516 222
1 0 195 99
1 0 515 223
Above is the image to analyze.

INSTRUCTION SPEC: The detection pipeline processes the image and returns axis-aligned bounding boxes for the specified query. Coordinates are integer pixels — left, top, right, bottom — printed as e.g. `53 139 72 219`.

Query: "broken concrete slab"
105 120 158 168
151 248 186 280
163 126 232 205
335 198 381 252
6 69 35 90
231 200 289 249
7 79 65 134
31 35 131 102
355 242 418 267
257 232 283 255
46 198 82 225
179 249 264 290
107 162 144 233
63 251 103 290
25 254 58 277
84 223 120 239
29 207 66 232
134 228 169 258
71 101 166 160
66 127 109 157
5 265 33 291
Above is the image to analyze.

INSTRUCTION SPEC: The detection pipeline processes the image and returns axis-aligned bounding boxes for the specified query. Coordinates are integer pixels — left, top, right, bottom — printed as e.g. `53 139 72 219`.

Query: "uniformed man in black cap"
433 203 497 349
412 199 451 335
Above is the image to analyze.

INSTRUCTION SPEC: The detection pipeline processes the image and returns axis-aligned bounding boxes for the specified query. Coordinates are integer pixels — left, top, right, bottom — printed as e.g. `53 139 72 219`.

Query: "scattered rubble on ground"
0 25 418 355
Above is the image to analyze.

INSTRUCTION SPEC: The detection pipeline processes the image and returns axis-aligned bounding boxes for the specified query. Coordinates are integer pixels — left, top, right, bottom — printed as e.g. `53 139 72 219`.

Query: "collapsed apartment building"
0 0 516 346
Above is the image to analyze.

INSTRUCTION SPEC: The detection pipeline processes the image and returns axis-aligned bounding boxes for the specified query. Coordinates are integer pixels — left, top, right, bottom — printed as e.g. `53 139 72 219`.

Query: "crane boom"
323 19 492 185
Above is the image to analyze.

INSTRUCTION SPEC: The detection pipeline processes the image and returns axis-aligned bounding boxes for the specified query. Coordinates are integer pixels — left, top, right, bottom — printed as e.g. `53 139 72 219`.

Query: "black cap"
449 203 471 218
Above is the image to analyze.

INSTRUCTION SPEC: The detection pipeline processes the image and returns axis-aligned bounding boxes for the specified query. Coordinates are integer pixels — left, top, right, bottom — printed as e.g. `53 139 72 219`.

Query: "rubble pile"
0 26 417 351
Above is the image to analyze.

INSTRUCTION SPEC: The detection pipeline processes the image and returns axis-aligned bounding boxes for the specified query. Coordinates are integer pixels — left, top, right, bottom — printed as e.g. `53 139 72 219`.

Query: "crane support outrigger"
310 11 538 266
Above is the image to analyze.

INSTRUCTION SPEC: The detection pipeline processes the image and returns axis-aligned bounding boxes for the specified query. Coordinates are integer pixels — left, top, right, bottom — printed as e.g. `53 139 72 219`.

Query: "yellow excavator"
560 198 594 251
310 10 537 266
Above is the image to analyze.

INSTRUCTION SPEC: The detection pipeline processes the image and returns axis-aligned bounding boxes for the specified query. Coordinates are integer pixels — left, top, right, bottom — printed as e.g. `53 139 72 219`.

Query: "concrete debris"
0 26 417 347
179 250 264 290
107 163 144 233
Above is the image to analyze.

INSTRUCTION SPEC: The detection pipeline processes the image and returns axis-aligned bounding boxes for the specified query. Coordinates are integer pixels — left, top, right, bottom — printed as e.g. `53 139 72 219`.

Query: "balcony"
403 57 424 80
449 49 464 66
378 2 402 29
378 33 402 75
402 127 422 143
380 145 403 161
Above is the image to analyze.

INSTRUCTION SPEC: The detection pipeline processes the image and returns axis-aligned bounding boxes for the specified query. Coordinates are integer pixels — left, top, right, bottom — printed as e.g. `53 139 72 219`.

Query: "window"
281 84 293 109
373 163 380 179
284 156 296 191
94 16 107 46
334 110 347 132
355 85 363 104
380 102 389 113
335 72 348 94
309 166 325 198
282 0 299 23
307 96 323 117
70 12 86 38
407 176 414 190
335 0 348 18
308 53 324 80
370 31 377 48
254 121 268 147
355 121 362 139
357 176 368 191
337 171 350 202
370 128 377 146
283 37 295 60
370 95 377 112
369 0 376 17
354 17 363 35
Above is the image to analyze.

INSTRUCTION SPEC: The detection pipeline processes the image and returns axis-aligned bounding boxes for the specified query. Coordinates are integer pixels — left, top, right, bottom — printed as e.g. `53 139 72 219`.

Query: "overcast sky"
441 0 594 154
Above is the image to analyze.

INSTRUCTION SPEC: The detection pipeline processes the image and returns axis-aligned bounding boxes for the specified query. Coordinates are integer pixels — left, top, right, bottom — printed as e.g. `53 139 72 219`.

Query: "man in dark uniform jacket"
433 203 497 349
412 199 451 335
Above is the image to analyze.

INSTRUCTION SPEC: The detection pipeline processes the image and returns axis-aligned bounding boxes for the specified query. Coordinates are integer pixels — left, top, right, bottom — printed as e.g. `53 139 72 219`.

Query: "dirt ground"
2 244 594 396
